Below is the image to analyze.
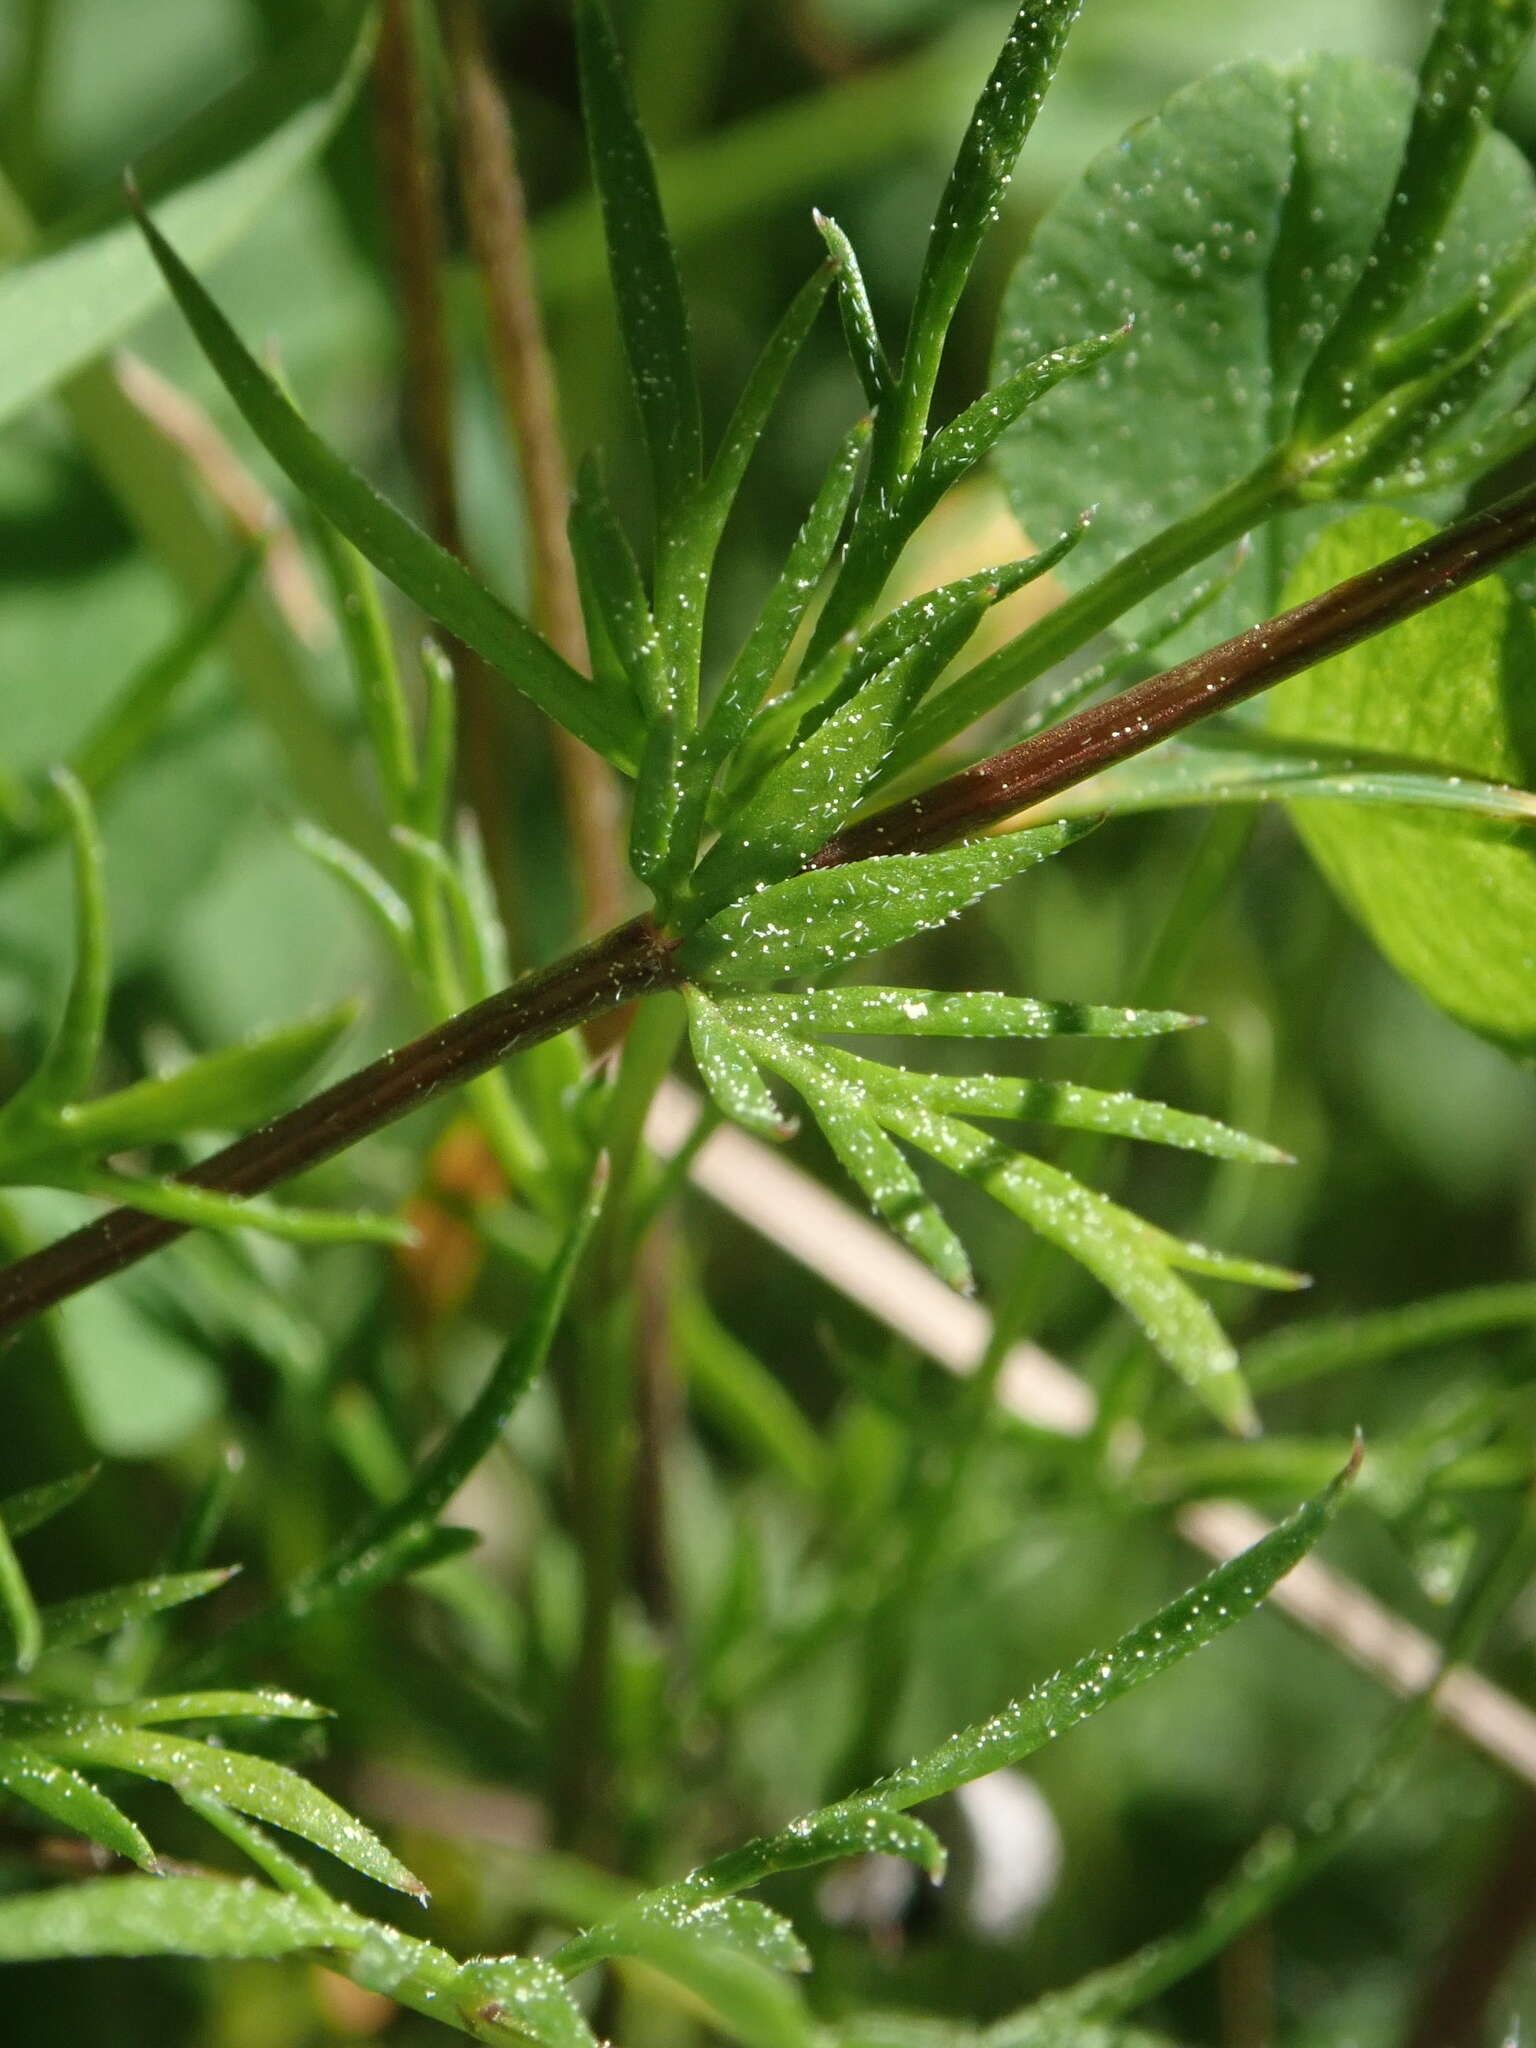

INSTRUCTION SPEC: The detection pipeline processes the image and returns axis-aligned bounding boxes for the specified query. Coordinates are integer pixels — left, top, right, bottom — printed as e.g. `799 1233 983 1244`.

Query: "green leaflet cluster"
0 1450 1361 2046
682 958 1299 1437
128 0 1302 1435
0 1466 421 1896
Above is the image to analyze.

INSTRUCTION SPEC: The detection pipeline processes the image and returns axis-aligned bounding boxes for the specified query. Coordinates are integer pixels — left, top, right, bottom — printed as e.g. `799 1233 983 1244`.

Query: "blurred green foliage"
0 2 1534 2044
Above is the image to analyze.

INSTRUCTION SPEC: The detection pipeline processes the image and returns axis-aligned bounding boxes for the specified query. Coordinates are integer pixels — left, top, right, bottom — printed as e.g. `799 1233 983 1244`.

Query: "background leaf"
0 9 371 427
993 55 1536 649
1268 506 1536 1049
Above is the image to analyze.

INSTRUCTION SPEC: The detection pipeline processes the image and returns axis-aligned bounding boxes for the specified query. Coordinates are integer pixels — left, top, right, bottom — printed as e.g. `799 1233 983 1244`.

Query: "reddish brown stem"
0 920 677 1335
443 0 629 935
819 481 1536 863
375 0 518 923
4 480 1536 1337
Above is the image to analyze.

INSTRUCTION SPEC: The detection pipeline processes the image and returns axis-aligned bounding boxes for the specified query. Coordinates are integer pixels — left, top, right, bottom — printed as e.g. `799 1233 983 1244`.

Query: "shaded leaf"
702 419 869 764
1242 1283 1536 1395
703 265 835 535
1 773 108 1128
0 1468 99 1540
69 547 264 805
0 9 372 427
75 1171 409 1250
570 455 667 716
23 1568 235 1661
1048 729 1536 831
311 523 416 821
0 1522 42 1675
210 1162 603 1664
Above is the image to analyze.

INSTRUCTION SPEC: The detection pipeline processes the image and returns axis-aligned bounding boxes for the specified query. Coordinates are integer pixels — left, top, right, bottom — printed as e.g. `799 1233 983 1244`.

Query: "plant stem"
0 919 677 1335
825 474 1536 862
4 479 1536 1333
443 0 628 934
374 0 518 922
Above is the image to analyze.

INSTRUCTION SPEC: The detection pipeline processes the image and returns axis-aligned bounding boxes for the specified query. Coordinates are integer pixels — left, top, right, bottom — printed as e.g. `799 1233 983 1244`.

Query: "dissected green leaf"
640 1898 811 1976
696 644 929 908
293 821 415 952
37 1728 424 1898
1298 0 1536 429
816 211 889 409
739 540 1080 797
911 327 1125 519
575 0 702 515
1 1691 327 1737
629 712 689 888
993 55 1536 652
686 989 796 1140
1269 507 1536 1050
702 419 869 764
570 455 667 717
600 1449 1356 1932
452 1955 601 2048
0 1736 156 1870
702 264 834 538
568 1913 811 2048
0 8 372 427
795 1039 1288 1165
1242 1283 1536 1395
798 1069 973 1295
5 772 108 1124
715 987 1194 1039
59 1003 357 1154
680 820 1094 984
311 522 416 822
75 1171 410 1250
131 204 640 771
878 1099 1258 1433
901 0 1085 446
211 1163 603 1664
68 546 264 805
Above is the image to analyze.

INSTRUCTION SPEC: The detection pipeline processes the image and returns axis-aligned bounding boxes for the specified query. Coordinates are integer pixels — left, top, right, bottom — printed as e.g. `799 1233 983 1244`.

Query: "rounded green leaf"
993 56 1536 651
1268 506 1536 1050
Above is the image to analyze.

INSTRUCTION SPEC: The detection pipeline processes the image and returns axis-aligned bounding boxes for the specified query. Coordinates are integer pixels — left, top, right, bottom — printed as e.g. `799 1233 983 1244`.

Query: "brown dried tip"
1344 1428 1366 1483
